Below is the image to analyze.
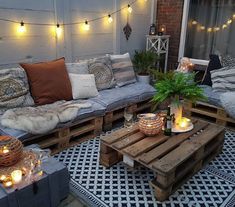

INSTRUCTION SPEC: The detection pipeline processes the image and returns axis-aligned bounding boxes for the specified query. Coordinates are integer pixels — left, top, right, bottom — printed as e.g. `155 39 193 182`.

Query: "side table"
0 148 69 207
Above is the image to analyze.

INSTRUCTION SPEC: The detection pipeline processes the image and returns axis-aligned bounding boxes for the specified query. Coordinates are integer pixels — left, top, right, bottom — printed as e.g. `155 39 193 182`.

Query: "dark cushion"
20 58 73 105
201 54 222 86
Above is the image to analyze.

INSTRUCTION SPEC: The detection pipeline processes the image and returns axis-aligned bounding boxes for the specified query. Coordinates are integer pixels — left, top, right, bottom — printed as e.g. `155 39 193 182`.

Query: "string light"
222 24 227 29
214 27 220 32
56 24 62 37
18 21 26 33
83 20 90 31
127 4 132 13
192 20 197 25
233 14 235 19
227 19 232 24
200 26 205 30
108 14 113 23
207 27 212 32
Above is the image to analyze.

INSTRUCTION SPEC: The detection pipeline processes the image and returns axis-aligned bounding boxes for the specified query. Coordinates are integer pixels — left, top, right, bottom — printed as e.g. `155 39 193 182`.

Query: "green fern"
152 72 206 107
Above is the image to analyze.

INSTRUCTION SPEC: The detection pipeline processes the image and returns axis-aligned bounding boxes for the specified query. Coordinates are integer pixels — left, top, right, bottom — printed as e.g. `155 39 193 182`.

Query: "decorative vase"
170 103 183 126
137 74 150 84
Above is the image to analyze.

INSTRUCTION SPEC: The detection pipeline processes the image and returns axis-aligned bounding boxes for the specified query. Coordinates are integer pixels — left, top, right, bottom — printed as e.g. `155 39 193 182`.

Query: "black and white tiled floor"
55 130 235 207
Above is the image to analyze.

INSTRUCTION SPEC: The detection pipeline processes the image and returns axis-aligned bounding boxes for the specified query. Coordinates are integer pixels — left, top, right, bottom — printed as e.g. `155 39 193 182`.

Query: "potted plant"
132 50 158 84
152 72 206 126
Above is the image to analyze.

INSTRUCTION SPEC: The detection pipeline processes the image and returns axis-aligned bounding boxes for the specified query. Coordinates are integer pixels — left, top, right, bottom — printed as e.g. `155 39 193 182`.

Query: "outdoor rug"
54 129 235 207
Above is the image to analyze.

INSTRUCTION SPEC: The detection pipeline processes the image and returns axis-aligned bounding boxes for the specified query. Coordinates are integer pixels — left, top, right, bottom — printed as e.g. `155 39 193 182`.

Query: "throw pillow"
69 74 99 99
66 62 89 74
20 57 73 105
109 53 136 87
220 92 235 119
221 55 235 67
201 54 222 86
211 66 235 92
0 68 34 114
88 56 115 90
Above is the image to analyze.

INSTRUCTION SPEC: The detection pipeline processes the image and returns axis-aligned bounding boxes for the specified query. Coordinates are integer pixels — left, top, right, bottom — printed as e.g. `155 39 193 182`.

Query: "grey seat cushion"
0 99 105 142
220 92 235 119
199 85 223 107
91 82 156 112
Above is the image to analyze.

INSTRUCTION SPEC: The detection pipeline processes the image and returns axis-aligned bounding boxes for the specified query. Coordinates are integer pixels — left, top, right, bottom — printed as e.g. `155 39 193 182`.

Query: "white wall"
0 0 152 67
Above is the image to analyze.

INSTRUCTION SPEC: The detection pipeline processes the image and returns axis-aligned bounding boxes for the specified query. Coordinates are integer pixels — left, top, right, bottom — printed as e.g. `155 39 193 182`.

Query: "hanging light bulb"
233 14 235 19
227 19 232 24
56 24 62 37
83 20 90 31
18 21 26 33
127 4 132 13
108 14 113 23
207 27 212 32
192 20 197 25
214 27 220 32
222 24 227 29
200 26 205 30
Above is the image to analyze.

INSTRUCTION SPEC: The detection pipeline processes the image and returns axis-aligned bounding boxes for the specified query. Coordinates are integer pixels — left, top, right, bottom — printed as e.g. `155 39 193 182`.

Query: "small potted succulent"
132 50 158 84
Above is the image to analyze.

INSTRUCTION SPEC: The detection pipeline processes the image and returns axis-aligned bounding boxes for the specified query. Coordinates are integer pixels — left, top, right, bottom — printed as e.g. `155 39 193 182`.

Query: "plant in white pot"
152 72 206 126
132 50 158 84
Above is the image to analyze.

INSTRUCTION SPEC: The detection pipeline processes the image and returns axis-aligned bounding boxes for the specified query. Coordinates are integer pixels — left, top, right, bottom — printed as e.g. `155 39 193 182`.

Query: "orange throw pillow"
20 58 72 105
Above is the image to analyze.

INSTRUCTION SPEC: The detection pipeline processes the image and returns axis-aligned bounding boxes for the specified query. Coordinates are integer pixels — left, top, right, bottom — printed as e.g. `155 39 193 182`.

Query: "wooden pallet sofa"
0 76 155 155
184 85 235 130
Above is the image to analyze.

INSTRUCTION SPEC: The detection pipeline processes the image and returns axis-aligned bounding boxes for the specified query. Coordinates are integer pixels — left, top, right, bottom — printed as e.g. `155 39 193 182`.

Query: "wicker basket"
0 136 23 167
138 113 163 136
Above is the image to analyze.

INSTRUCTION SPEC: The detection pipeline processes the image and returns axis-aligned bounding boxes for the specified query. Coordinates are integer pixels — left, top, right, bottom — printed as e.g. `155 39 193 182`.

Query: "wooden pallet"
103 99 152 131
184 101 235 130
23 116 103 154
99 119 225 201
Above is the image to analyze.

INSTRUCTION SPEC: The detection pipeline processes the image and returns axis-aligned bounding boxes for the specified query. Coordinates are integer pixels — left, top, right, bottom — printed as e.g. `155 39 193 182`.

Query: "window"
183 0 235 61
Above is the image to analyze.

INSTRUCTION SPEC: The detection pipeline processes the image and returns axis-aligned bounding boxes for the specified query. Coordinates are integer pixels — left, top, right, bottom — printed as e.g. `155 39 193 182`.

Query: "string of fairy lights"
191 13 235 33
0 0 148 37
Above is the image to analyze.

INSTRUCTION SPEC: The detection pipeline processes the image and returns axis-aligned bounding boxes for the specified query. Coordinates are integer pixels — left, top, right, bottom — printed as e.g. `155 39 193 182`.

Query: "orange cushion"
20 58 72 105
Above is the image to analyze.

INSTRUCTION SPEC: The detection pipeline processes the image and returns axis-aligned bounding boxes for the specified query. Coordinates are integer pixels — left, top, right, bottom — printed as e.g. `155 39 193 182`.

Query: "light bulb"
83 20 90 31
18 21 26 33
127 4 132 13
222 24 227 29
214 27 220 32
207 27 212 32
108 14 113 23
192 20 197 25
56 24 62 37
233 14 235 19
227 19 232 24
200 26 205 30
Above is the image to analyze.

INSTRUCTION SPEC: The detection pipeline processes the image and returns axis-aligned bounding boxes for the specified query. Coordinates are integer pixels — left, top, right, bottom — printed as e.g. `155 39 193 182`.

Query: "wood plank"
123 133 167 158
152 124 224 174
70 124 94 137
139 121 208 165
112 132 146 150
101 124 139 144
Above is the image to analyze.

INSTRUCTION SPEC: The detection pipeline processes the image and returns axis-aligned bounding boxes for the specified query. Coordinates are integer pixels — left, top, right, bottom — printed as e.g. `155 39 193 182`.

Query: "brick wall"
157 0 184 70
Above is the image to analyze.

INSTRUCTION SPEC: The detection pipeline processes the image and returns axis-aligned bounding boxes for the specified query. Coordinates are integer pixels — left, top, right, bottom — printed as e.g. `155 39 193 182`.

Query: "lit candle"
3 177 13 188
179 117 191 129
2 146 9 154
0 174 7 182
11 170 22 184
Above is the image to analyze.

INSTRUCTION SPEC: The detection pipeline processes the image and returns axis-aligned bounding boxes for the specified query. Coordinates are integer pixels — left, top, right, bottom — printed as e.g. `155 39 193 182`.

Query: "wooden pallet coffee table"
99 119 225 201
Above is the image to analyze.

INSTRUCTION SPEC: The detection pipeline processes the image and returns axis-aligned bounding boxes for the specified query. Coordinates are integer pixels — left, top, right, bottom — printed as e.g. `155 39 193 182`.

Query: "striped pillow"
109 53 136 87
211 67 235 92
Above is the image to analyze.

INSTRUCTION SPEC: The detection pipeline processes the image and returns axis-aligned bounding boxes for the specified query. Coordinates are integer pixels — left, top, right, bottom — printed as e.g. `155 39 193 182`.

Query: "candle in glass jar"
179 117 191 129
11 170 22 184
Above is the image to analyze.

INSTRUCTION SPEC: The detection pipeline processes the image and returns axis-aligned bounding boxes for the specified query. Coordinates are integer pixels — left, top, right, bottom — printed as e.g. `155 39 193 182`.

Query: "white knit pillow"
69 74 99 99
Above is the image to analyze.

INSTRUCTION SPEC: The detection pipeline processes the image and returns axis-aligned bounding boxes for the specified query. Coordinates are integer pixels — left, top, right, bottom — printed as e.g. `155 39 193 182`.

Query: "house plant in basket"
152 71 206 127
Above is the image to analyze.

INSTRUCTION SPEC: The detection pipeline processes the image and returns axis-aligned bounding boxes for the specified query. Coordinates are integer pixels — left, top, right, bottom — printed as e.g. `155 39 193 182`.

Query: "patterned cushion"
66 62 89 74
211 66 235 92
0 68 34 114
88 56 115 90
221 55 235 67
109 53 136 87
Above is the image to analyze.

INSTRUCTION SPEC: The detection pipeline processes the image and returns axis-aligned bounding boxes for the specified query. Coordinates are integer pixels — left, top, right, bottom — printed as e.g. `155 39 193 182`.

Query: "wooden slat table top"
100 119 225 174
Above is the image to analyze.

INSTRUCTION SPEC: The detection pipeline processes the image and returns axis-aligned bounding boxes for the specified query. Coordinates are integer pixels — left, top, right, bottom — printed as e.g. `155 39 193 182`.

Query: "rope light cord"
0 0 138 26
